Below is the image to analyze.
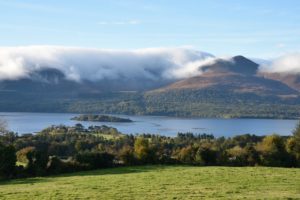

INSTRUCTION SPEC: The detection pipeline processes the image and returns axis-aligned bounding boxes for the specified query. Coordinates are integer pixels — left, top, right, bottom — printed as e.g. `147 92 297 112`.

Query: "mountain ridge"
151 56 299 99
0 54 300 118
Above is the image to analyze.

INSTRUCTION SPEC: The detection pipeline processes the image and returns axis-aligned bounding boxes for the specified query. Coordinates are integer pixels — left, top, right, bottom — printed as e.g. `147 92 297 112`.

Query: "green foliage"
46 156 65 174
75 152 114 169
119 145 136 165
2 89 300 118
293 121 300 139
47 156 87 174
286 122 300 166
0 123 299 179
72 114 133 122
195 143 217 165
25 147 49 176
0 143 16 178
134 137 156 164
177 145 196 164
256 134 293 167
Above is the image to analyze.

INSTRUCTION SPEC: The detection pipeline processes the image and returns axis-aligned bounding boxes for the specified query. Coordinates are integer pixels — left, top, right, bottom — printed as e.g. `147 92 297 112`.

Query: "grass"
0 166 299 200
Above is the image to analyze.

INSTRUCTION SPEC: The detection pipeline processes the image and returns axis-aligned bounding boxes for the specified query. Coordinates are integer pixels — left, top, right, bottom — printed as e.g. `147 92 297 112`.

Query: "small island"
71 114 133 122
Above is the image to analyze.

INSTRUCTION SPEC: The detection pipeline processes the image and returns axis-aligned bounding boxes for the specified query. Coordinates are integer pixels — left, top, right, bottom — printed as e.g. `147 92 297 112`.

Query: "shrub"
0 143 16 178
75 152 115 169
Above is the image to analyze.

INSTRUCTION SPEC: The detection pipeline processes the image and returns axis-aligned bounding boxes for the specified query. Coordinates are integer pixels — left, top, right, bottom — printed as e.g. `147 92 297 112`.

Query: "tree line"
2 89 300 119
0 122 300 179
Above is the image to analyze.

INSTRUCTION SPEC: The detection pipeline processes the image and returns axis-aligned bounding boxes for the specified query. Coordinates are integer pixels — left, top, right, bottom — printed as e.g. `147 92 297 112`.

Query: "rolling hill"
0 166 299 200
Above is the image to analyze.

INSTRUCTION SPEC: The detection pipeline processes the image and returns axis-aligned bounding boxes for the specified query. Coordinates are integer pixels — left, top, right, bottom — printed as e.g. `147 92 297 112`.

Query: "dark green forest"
1 89 300 119
71 114 133 122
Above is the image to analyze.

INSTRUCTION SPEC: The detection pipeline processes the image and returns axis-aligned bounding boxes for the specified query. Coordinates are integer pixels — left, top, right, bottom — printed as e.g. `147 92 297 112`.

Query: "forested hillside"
1 56 300 119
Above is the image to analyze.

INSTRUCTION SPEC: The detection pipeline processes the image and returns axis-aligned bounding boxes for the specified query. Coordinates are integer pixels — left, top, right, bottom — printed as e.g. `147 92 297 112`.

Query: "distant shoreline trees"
71 115 133 122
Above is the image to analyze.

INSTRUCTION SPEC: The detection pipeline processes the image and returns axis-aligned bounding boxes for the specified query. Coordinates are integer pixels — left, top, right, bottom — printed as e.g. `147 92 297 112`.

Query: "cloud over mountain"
260 53 300 74
0 46 214 82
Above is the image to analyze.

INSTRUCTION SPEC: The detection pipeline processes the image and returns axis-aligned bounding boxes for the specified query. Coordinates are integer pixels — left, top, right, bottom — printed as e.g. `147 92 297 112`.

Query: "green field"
0 166 299 200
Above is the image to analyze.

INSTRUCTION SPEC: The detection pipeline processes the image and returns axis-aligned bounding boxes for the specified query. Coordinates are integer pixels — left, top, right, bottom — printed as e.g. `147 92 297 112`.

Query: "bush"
25 147 49 176
75 152 115 169
0 143 16 178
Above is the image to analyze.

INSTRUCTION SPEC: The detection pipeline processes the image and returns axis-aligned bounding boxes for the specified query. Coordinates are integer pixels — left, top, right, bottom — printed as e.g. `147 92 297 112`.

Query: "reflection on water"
0 112 297 137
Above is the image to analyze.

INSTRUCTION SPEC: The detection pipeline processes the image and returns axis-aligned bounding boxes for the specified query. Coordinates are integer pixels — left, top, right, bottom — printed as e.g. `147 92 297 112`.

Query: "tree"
0 143 16 178
46 156 64 174
226 144 259 166
256 134 291 167
119 145 136 166
286 121 300 166
74 123 84 132
48 142 74 157
293 121 300 141
75 141 92 153
227 145 247 166
195 143 217 166
75 152 114 169
244 144 260 166
134 137 154 163
177 145 196 164
25 147 49 176
0 119 8 135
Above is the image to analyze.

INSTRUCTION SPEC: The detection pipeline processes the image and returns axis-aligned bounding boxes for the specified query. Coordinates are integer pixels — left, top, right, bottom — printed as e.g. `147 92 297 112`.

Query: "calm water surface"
0 112 297 137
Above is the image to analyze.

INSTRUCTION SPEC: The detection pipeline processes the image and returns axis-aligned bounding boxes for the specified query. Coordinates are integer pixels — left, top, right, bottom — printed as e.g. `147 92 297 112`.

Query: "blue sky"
0 0 299 58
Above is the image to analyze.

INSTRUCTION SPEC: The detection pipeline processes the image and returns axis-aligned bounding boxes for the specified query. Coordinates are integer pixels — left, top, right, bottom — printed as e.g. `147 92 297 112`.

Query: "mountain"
0 67 174 96
201 55 259 75
152 56 299 97
0 55 300 118
0 47 214 93
259 72 300 93
0 68 80 94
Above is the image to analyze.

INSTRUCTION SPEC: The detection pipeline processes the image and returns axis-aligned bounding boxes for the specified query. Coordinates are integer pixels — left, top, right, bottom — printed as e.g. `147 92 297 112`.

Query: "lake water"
0 112 298 137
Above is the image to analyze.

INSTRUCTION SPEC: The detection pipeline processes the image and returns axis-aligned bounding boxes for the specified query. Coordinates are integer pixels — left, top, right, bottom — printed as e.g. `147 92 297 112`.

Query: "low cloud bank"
0 46 214 81
1 46 298 81
260 53 300 74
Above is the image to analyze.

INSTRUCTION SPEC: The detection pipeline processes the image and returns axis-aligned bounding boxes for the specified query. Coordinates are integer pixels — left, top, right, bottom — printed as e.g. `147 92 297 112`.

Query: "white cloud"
0 46 214 81
260 53 300 73
168 57 218 78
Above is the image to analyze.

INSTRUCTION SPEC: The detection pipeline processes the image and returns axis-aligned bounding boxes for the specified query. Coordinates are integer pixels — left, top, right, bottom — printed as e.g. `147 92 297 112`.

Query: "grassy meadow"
0 166 299 200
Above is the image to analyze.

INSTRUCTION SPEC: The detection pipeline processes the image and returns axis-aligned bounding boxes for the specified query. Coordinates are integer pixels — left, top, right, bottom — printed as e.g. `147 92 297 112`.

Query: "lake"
0 112 298 137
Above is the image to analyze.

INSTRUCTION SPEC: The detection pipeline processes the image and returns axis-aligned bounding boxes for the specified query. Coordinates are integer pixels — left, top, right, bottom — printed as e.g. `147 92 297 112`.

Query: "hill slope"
260 72 300 92
0 166 299 200
154 56 299 97
1 55 300 118
141 56 300 118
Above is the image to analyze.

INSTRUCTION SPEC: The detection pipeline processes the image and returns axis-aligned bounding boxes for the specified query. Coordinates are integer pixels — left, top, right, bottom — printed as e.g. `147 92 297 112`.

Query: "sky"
0 0 299 58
